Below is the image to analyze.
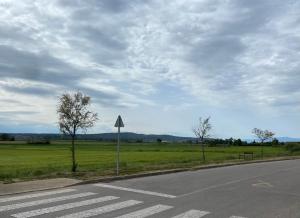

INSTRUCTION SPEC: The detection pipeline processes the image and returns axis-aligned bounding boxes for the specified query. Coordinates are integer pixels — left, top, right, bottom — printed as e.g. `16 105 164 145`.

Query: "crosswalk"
171 209 210 218
0 188 248 218
115 204 173 218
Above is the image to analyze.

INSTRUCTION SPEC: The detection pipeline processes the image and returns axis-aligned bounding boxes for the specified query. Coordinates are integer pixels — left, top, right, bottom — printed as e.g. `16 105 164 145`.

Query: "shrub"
26 139 50 145
285 143 300 153
0 133 15 141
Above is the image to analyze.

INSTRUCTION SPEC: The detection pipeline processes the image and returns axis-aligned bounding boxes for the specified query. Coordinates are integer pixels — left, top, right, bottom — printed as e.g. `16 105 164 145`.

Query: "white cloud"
0 0 299 137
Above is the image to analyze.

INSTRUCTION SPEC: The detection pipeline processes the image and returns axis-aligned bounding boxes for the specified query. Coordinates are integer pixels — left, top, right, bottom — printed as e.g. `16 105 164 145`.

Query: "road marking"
11 196 118 218
115 204 173 218
0 189 76 203
178 178 247 198
94 183 176 198
252 180 273 188
58 200 142 218
178 163 300 198
230 216 247 218
0 192 96 212
171 209 210 218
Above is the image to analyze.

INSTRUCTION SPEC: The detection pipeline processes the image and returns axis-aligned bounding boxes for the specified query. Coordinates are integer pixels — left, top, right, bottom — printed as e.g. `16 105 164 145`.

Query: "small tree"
272 138 279 146
193 117 212 162
252 128 275 158
233 138 243 146
0 133 10 141
57 92 98 172
228 137 234 145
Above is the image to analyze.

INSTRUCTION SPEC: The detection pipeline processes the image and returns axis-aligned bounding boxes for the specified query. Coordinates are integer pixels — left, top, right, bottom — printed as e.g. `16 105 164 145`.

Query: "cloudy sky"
0 0 299 138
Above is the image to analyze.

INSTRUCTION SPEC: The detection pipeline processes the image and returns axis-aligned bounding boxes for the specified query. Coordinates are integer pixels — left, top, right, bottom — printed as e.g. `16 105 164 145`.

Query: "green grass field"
0 140 295 182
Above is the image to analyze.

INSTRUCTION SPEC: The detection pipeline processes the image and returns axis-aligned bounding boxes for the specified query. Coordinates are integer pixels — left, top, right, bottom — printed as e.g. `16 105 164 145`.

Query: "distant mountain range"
3 132 300 142
7 132 195 142
272 137 300 142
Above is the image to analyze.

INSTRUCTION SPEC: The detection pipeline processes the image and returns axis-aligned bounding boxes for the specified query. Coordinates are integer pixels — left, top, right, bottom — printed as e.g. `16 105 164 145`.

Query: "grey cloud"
271 97 300 107
166 0 300 105
271 75 300 94
2 86 54 96
0 45 82 85
58 0 148 13
188 36 245 70
78 26 127 51
0 99 31 107
94 0 135 13
1 0 300 111
0 43 135 107
0 111 38 116
219 0 284 35
186 36 245 90
0 25 34 45
80 87 121 106
67 25 128 66
1 0 300 136
79 86 143 108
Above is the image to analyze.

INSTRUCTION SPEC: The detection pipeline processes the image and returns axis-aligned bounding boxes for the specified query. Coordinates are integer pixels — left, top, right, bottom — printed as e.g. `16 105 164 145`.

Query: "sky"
0 0 299 139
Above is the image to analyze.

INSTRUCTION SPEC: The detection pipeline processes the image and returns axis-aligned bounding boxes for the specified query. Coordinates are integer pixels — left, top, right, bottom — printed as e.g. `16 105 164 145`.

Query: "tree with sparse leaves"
57 92 98 172
252 128 275 158
193 117 212 162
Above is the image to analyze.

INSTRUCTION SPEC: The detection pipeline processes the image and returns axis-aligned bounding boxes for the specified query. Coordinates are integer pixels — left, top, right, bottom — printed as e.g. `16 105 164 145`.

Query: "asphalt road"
1 159 300 218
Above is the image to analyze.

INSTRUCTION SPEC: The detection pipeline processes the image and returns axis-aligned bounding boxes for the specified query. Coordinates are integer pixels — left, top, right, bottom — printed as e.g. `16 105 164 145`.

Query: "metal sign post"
114 115 124 176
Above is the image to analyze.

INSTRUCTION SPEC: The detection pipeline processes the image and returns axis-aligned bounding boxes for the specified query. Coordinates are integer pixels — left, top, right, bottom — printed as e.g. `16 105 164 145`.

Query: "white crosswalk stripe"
11 196 119 218
0 189 76 203
1 189 249 218
0 192 96 212
115 204 173 218
171 209 210 218
94 183 177 198
58 200 143 218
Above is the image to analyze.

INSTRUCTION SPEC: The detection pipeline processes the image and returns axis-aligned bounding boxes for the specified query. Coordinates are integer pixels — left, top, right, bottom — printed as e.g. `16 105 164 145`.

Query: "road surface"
1 159 300 218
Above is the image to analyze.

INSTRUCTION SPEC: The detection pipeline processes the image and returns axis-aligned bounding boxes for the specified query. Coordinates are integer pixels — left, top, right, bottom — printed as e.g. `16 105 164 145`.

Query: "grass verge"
0 140 298 183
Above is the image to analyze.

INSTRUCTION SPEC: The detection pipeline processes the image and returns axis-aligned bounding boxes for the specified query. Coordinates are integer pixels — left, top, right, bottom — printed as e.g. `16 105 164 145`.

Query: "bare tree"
57 92 98 172
193 117 212 162
252 128 275 158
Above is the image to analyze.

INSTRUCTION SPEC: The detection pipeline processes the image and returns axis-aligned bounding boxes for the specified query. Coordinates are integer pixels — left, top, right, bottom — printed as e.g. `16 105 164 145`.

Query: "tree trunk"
71 135 77 172
201 144 206 162
201 138 205 162
261 140 264 159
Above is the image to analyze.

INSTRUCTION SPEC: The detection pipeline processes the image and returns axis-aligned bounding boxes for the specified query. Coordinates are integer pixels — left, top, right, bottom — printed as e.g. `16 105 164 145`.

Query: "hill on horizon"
1 132 299 143
5 132 195 142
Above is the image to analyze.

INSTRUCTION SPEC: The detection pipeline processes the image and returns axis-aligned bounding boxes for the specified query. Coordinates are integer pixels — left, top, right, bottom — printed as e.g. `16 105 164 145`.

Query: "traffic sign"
115 115 124 176
114 115 124 128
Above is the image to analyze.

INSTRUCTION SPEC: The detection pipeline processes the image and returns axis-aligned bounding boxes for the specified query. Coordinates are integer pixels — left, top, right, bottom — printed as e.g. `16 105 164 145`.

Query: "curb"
0 179 81 197
0 184 76 197
71 156 300 186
